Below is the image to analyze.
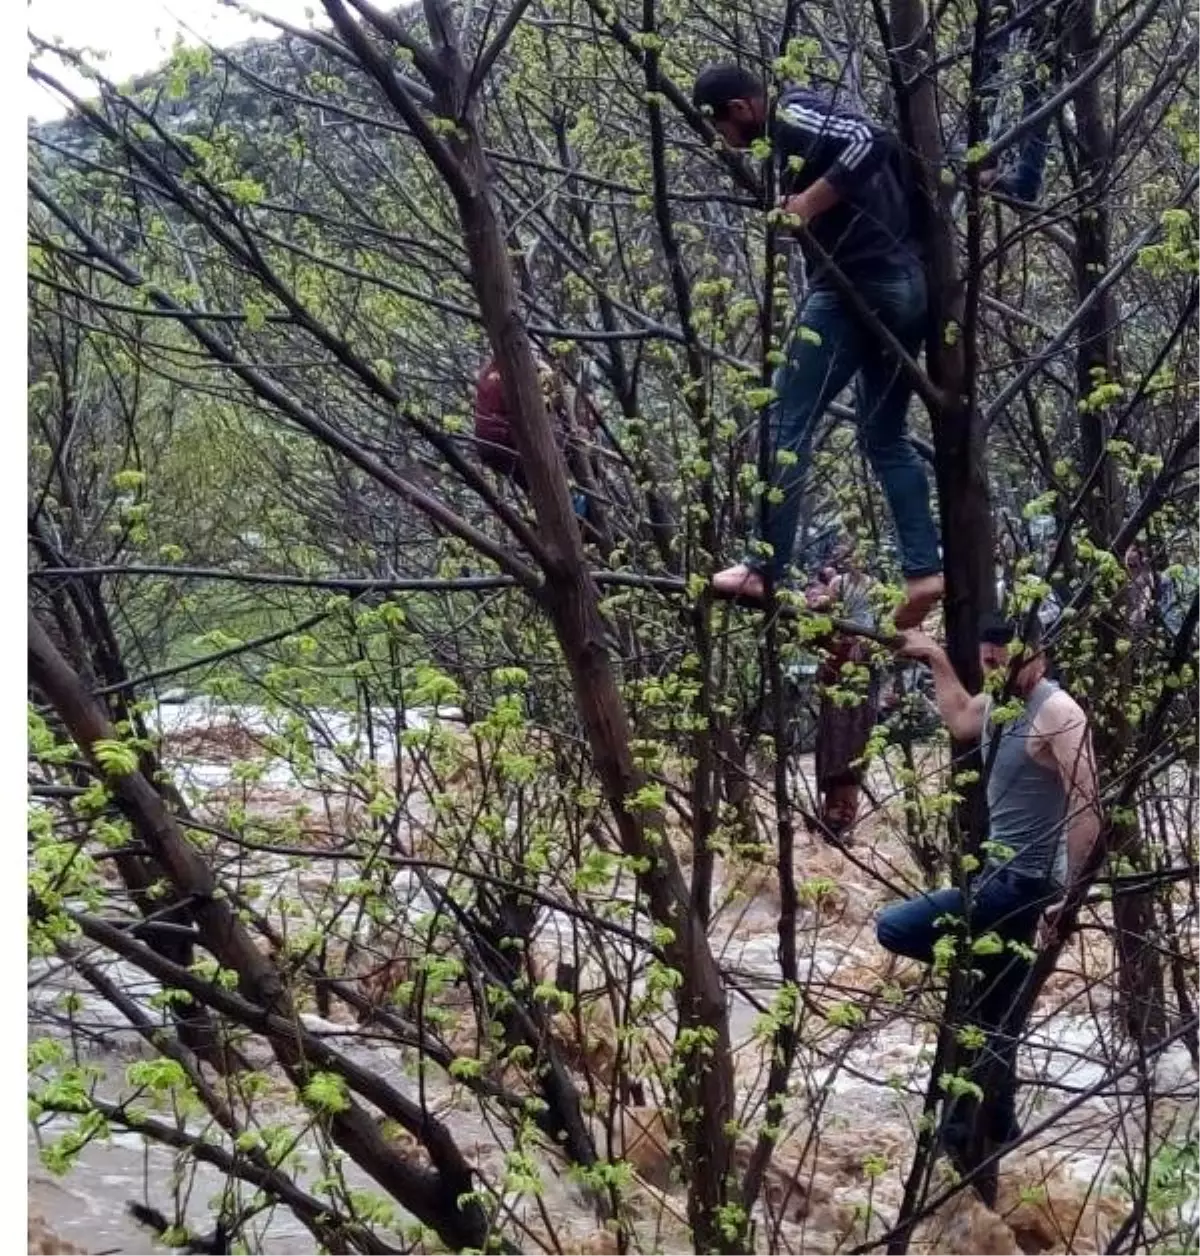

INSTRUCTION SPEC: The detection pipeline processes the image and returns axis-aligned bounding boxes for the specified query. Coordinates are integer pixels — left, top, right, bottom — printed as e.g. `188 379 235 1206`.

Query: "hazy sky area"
27 0 317 121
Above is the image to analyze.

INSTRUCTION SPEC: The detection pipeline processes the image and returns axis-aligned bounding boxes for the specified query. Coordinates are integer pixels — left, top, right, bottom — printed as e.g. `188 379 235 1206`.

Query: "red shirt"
473 358 573 485
474 358 514 447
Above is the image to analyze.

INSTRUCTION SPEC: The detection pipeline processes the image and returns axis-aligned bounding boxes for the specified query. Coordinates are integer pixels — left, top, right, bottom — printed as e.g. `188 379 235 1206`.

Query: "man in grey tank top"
875 613 1101 1159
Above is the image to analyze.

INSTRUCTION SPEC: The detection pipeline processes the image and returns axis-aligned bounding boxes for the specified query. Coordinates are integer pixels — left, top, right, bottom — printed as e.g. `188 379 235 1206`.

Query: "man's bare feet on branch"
894 572 944 630
712 564 766 603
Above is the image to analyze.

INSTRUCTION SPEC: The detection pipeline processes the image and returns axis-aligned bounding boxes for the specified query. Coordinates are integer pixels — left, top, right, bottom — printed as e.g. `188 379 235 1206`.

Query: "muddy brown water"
28 705 1197 1253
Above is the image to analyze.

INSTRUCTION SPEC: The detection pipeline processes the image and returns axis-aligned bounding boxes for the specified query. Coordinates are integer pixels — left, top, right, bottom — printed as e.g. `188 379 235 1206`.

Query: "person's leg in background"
713 292 859 601
814 647 879 844
1009 106 1052 202
985 72 1053 202
853 264 943 627
948 22 1010 205
982 3 1062 203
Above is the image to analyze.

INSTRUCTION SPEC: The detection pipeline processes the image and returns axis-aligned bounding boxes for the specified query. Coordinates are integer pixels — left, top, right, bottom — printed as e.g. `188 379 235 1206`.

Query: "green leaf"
93 739 139 777
223 178 265 206
127 1058 189 1093
955 1023 987 1050
938 1071 984 1102
826 1001 865 1029
112 469 146 493
449 1056 483 1080
302 1072 350 1114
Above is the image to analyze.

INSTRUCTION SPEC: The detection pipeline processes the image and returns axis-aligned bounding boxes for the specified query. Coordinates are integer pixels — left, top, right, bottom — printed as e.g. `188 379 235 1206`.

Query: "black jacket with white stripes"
774 86 922 284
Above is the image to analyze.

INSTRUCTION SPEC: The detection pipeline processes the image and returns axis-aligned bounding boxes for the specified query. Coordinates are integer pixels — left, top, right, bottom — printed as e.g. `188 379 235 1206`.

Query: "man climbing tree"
690 63 943 628
876 613 1102 1163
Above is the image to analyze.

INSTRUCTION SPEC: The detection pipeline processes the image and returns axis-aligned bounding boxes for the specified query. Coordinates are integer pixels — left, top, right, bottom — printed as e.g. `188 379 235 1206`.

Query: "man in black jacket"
692 64 943 629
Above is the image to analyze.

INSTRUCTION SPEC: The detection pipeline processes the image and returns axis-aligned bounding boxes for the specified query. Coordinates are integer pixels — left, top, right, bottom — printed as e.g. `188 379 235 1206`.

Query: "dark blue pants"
990 81 1053 202
876 868 1055 1136
746 261 941 582
978 17 1057 203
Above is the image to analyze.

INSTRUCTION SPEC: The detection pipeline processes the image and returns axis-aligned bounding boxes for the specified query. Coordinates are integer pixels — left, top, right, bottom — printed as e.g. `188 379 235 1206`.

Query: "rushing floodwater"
28 701 1198 1253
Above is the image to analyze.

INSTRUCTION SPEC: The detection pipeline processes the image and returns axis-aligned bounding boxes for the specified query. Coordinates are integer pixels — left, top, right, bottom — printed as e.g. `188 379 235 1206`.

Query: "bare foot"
712 564 766 603
895 572 944 630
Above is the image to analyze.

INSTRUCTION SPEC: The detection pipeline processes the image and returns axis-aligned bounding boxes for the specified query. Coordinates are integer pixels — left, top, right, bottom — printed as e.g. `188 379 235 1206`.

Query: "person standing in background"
806 552 881 844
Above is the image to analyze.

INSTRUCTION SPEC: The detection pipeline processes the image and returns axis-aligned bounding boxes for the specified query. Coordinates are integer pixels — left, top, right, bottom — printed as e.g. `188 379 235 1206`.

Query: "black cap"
978 610 1043 649
691 63 765 116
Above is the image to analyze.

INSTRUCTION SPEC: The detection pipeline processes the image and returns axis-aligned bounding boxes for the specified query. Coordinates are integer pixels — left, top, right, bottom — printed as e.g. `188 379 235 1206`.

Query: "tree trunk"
1068 0 1166 1045
883 0 1003 1222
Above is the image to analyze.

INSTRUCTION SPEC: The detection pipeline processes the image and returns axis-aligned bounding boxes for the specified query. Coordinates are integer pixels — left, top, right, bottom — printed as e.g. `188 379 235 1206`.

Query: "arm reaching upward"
897 631 988 742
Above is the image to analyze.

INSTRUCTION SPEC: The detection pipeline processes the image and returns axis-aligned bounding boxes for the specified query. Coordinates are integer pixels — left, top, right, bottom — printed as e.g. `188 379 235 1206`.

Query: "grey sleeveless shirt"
981 679 1069 887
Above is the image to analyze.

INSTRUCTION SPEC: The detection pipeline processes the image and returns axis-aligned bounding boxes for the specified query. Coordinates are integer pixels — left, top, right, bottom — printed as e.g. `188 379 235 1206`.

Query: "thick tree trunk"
883 0 1003 1222
1068 0 1166 1045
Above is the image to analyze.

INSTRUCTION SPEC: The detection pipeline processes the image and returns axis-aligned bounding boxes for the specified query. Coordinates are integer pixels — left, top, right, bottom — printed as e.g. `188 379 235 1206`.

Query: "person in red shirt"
473 356 597 522
474 355 578 481
474 356 534 486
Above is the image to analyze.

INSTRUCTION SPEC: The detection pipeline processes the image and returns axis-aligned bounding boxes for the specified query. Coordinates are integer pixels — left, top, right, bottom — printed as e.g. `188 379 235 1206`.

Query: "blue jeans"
987 77 1052 202
876 867 1056 1136
978 18 1055 203
1005 98 1051 203
748 263 941 581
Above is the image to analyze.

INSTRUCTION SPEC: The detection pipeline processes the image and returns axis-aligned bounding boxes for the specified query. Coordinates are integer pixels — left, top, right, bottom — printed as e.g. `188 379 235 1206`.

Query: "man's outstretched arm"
897 630 988 742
